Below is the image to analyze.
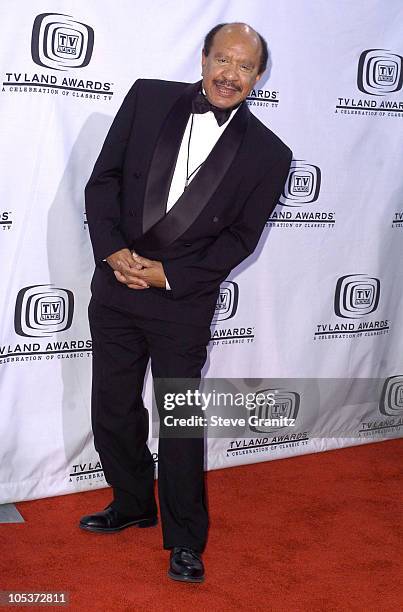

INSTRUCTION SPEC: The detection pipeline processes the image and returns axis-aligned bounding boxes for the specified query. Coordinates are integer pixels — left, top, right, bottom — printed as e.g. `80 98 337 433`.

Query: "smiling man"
202 23 263 108
83 22 292 583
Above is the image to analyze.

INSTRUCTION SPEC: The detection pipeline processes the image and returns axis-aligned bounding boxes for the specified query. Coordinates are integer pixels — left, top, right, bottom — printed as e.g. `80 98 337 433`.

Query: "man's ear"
201 50 207 69
254 73 262 86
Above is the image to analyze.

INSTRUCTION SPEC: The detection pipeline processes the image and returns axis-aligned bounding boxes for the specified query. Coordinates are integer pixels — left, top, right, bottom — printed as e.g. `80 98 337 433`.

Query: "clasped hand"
106 248 166 289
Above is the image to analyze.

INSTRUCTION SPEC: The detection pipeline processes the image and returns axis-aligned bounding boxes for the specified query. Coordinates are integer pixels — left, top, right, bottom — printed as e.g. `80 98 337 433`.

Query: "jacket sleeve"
163 151 292 299
85 79 141 264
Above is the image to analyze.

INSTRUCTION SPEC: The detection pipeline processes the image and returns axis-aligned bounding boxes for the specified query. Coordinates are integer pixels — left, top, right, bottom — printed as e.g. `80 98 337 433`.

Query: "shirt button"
212 216 219 222
133 171 142 178
130 209 135 216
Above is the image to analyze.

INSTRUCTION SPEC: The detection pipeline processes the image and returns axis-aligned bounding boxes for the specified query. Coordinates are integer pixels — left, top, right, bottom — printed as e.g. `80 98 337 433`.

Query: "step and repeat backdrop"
0 1 402 503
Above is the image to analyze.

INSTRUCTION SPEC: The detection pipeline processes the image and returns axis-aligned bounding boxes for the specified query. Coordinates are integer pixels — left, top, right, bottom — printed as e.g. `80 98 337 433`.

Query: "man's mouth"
214 81 240 97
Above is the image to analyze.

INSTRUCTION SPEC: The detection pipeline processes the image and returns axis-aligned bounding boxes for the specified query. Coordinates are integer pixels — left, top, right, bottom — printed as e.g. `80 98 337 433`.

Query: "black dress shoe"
168 547 205 583
79 505 158 533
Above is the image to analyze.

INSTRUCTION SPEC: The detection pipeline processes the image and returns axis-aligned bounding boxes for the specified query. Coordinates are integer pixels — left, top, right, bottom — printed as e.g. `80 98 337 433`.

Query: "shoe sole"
79 517 158 533
167 570 204 583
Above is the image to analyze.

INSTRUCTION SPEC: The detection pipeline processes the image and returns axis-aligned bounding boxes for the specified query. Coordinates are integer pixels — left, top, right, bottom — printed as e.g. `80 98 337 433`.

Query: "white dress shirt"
164 103 239 288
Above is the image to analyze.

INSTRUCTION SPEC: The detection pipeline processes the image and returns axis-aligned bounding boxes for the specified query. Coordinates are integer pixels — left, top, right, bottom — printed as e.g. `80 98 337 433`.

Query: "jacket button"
133 171 142 178
212 216 219 222
130 209 135 216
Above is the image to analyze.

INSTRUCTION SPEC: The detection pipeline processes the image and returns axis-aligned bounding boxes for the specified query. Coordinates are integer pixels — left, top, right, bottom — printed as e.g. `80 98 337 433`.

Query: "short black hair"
203 22 268 75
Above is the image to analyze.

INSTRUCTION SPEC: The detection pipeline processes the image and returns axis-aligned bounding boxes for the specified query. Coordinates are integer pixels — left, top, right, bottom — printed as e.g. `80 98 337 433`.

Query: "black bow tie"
191 91 234 126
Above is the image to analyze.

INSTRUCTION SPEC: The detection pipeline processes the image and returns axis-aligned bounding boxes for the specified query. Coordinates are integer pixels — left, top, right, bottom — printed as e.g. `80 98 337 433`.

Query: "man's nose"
221 62 239 80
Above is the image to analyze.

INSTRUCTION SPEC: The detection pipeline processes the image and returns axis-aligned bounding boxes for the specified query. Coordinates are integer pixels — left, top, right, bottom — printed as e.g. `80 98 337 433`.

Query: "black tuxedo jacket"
85 79 292 326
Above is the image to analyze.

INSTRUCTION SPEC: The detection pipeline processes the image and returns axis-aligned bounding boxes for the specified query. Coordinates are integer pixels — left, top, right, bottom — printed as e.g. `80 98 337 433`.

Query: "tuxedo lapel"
135 84 250 252
141 81 198 234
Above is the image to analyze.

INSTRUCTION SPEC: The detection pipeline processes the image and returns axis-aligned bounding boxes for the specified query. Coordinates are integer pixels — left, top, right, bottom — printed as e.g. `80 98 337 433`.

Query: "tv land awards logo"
69 459 105 484
0 284 91 365
335 48 403 119
248 388 300 435
280 161 321 205
392 212 403 229
212 281 239 322
69 453 158 486
2 13 113 102
211 281 255 346
0 211 12 231
247 88 279 108
15 284 74 338
334 274 380 319
357 50 403 95
31 13 94 70
379 376 403 417
314 274 390 341
267 161 335 230
358 376 403 437
226 388 309 457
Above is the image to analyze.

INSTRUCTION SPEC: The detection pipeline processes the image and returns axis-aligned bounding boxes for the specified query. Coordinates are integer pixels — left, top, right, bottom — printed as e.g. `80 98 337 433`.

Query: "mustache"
213 79 242 92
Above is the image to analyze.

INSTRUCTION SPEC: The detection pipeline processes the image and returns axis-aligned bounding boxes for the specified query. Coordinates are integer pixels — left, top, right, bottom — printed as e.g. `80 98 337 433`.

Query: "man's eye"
217 58 228 63
241 65 252 71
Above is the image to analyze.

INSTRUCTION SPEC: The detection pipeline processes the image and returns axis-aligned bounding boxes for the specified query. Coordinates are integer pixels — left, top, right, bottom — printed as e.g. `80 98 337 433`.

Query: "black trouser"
88 297 211 552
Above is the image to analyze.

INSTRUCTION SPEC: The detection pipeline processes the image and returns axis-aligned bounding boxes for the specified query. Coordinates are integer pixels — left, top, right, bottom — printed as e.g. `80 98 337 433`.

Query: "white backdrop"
1 0 402 503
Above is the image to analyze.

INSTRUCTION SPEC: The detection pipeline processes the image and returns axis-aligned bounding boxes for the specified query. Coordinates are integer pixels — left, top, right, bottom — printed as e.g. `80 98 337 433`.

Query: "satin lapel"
142 81 199 234
135 99 250 252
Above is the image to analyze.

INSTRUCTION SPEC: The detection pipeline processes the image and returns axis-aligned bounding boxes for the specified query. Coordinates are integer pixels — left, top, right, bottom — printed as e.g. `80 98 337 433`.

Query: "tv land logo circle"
379 376 403 417
334 274 380 319
280 161 321 206
212 281 239 322
249 389 300 435
358 49 403 95
31 13 94 70
14 284 74 337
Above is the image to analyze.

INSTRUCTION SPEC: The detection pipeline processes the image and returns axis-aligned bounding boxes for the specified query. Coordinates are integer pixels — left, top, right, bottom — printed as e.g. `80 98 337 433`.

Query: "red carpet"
1 438 402 611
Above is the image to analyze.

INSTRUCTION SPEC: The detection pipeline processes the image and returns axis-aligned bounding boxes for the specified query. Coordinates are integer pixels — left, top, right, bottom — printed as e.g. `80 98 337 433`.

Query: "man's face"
201 26 262 109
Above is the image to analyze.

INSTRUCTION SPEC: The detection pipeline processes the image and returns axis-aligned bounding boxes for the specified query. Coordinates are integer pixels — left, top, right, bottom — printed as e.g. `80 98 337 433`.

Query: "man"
82 22 292 583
